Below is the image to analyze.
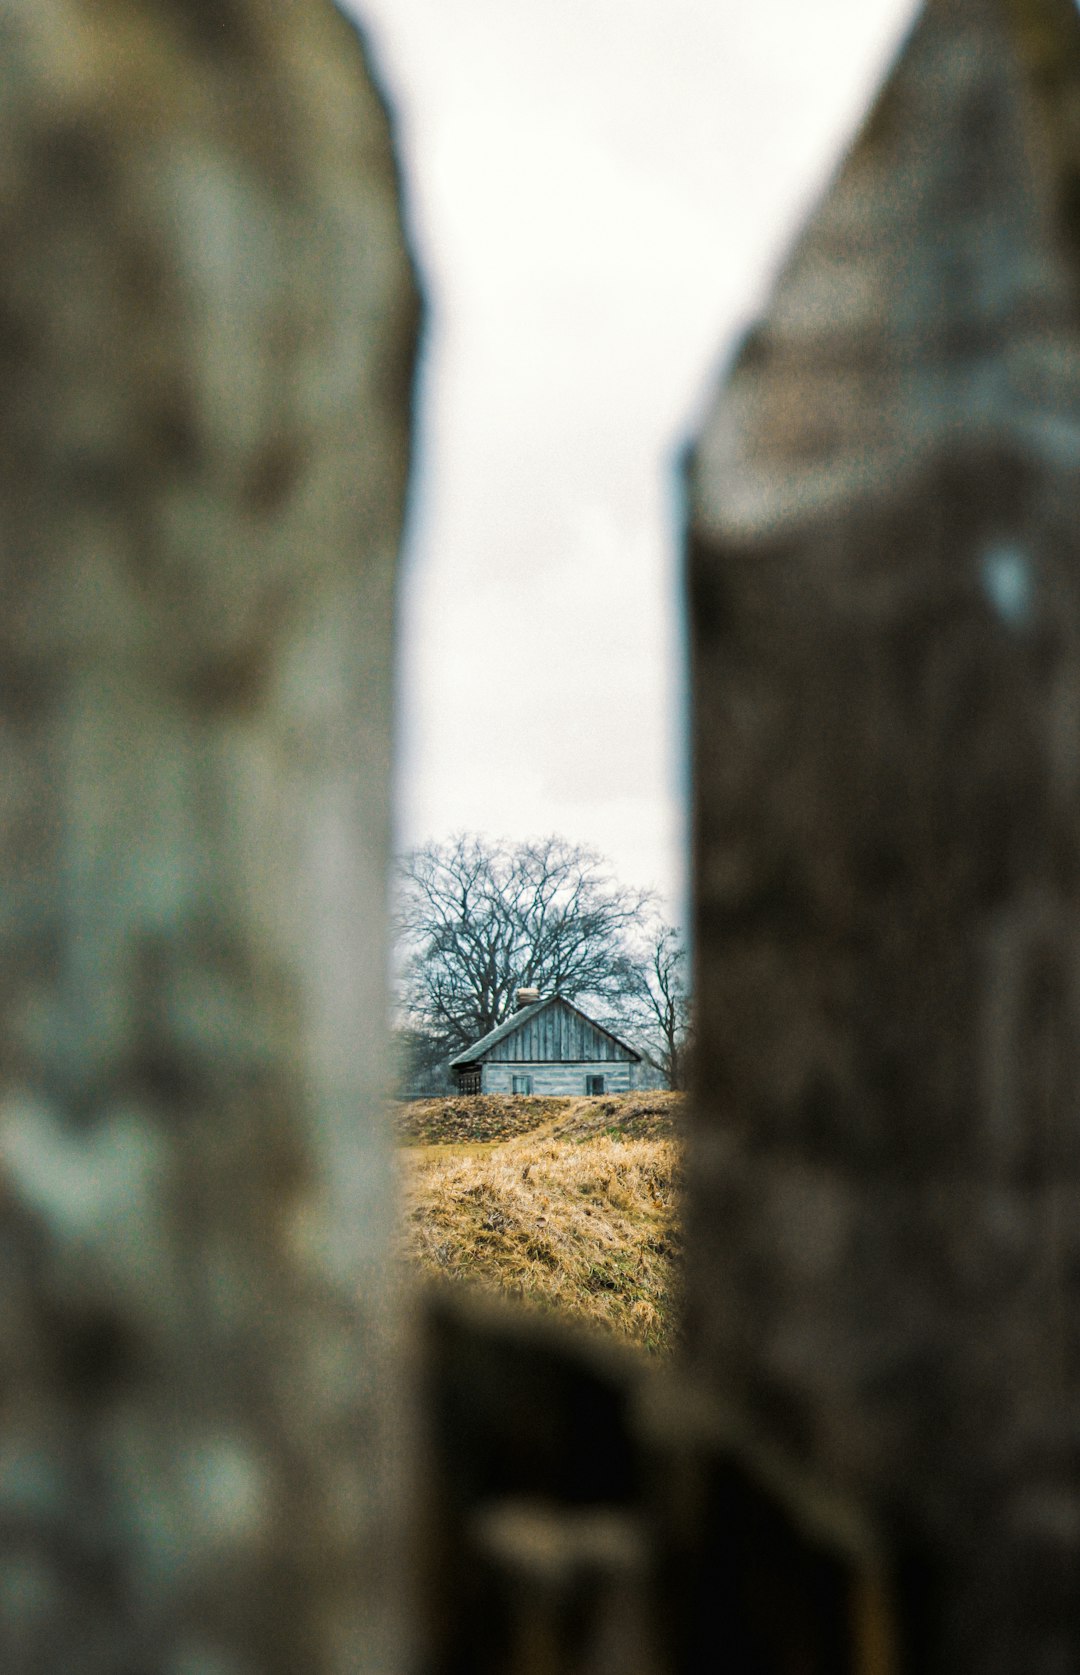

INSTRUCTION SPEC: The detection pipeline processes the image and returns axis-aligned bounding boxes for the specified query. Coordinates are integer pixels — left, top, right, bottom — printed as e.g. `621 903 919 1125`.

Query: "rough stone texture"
687 0 1080 1666
0 4 418 1672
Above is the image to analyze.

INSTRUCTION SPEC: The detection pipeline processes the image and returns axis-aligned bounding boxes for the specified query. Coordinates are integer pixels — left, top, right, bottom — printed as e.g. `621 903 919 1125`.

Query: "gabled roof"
449 993 641 1067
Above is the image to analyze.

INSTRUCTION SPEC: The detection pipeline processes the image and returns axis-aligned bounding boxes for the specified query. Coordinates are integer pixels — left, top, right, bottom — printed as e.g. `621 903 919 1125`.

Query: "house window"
512 1075 533 1095
585 1074 605 1096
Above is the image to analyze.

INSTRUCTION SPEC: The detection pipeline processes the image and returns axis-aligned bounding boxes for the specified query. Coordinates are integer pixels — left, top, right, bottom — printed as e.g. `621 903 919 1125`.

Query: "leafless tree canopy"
396 835 655 1056
625 920 692 1089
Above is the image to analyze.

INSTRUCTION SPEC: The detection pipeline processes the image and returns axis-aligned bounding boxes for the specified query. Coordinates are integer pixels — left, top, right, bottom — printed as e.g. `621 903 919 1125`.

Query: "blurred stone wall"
0 4 418 1671
686 0 1080 1668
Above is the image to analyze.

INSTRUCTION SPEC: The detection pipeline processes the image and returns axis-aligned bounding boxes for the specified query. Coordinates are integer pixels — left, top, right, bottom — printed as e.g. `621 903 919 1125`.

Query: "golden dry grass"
395 1089 683 1147
400 1124 682 1355
394 1093 573 1145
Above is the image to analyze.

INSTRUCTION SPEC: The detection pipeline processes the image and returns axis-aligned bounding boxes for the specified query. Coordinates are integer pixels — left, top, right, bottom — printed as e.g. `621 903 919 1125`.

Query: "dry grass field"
398 1093 683 1354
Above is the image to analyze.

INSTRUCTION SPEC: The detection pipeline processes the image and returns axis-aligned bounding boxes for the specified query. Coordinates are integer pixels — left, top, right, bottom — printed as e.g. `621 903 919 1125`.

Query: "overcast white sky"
342 0 917 919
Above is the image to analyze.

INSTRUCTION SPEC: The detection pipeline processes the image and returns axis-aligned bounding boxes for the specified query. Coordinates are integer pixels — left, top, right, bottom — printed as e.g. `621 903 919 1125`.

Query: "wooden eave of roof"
448 994 641 1067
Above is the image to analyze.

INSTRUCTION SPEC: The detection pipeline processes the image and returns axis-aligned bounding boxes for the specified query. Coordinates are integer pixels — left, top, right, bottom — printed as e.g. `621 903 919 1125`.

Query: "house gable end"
449 995 641 1067
482 996 639 1064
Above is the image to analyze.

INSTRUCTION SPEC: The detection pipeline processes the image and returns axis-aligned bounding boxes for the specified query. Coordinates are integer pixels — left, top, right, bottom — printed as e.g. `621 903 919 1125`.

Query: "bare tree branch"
395 835 655 1066
620 919 693 1089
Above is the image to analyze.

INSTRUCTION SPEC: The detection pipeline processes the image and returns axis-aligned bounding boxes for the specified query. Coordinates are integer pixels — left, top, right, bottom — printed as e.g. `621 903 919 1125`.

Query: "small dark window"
512 1074 533 1095
585 1074 605 1096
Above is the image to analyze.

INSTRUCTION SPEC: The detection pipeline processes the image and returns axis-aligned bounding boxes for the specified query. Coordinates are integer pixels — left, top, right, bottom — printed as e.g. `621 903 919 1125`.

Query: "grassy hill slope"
398 1093 683 1354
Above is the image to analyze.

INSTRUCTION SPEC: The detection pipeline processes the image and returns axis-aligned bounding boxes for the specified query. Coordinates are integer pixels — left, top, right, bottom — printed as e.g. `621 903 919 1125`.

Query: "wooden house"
449 991 654 1096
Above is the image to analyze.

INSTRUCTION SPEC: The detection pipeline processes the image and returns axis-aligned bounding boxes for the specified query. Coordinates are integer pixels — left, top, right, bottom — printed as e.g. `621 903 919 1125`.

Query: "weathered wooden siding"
486 1001 635 1063
482 1062 635 1096
634 1058 669 1092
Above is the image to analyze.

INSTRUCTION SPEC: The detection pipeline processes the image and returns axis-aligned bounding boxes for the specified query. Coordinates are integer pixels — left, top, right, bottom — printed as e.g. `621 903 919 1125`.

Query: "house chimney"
515 987 540 1009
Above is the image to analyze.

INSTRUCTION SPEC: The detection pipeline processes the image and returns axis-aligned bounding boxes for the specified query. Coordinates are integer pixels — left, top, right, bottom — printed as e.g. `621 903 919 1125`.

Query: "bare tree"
626 920 692 1089
396 835 653 1056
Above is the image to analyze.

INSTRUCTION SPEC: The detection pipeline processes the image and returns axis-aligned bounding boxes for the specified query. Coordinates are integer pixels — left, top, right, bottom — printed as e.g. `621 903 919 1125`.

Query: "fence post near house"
686 0 1080 1665
0 5 419 1670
